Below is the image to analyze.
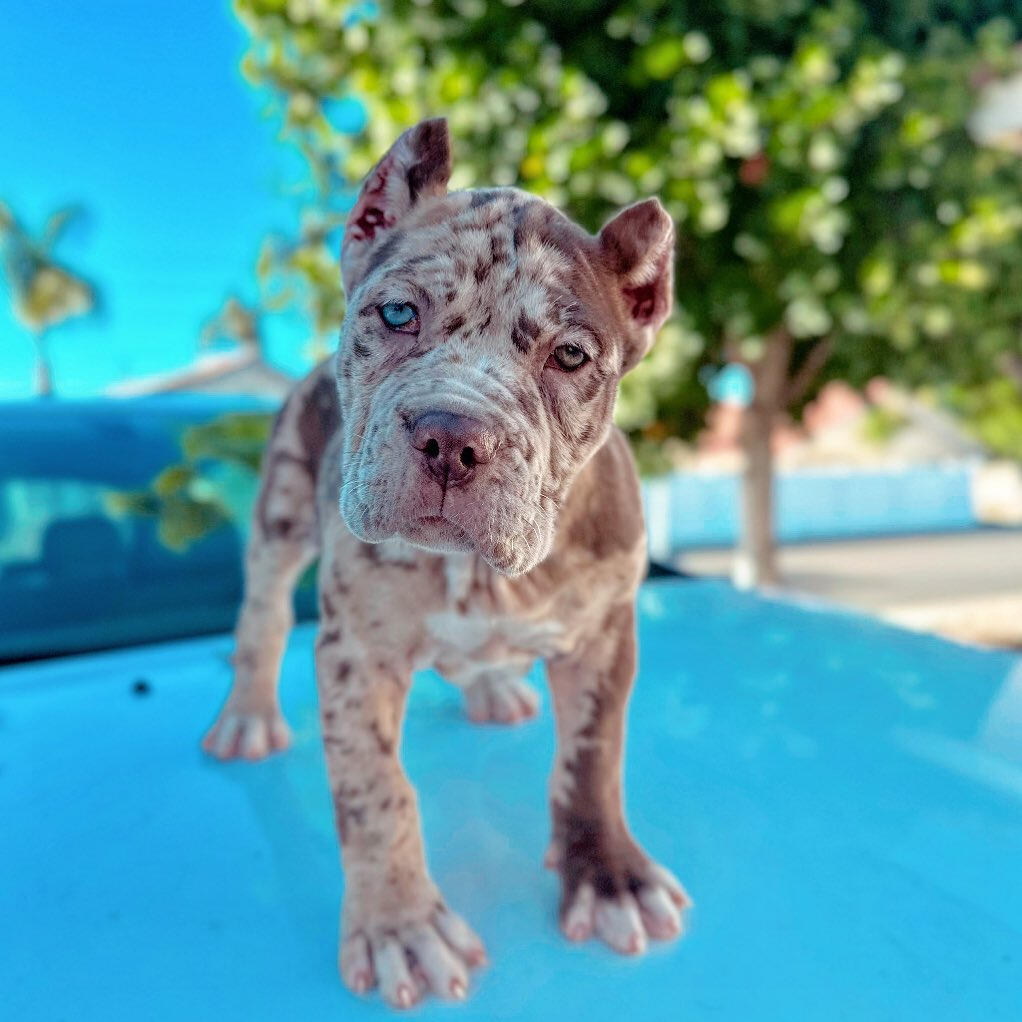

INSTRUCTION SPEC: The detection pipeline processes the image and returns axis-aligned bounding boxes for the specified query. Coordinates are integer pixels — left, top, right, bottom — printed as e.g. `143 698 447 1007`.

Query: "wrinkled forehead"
360 189 623 345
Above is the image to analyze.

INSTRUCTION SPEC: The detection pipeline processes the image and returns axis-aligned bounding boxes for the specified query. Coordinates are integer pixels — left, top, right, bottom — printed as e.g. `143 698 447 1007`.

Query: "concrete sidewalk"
678 529 1022 649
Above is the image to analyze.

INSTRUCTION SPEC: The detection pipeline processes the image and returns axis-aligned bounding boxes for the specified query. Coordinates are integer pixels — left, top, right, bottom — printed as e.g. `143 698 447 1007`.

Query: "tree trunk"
734 331 791 590
33 331 53 397
737 398 779 588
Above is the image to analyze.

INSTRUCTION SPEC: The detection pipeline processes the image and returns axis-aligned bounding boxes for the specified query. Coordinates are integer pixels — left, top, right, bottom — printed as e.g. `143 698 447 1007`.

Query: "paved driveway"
680 529 1022 647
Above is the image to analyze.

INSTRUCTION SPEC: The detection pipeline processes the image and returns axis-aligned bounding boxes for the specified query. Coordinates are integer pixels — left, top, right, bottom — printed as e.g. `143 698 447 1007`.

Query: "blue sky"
0 0 313 398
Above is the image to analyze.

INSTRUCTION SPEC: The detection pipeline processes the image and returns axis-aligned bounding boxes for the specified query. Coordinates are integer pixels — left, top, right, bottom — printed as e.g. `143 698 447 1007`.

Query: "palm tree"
199 295 263 353
0 202 97 396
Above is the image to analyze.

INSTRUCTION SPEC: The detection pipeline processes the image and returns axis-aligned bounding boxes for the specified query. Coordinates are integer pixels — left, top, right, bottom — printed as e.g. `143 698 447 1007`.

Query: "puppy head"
336 118 673 576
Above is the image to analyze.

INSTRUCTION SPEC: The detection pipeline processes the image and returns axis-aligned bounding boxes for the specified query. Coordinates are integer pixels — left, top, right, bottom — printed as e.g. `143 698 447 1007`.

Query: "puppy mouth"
399 513 474 553
341 459 548 573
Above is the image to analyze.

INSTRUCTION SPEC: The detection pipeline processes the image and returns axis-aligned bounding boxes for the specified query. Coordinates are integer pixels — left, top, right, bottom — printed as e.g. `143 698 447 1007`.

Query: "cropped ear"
598 198 674 368
341 118 452 292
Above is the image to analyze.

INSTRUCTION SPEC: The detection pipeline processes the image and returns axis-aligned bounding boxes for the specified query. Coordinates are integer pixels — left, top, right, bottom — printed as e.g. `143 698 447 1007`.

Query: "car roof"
2 576 1019 1019
0 396 277 485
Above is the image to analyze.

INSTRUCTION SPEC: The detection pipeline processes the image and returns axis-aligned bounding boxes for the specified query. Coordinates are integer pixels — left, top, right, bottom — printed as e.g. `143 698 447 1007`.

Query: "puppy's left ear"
598 198 675 371
341 118 452 292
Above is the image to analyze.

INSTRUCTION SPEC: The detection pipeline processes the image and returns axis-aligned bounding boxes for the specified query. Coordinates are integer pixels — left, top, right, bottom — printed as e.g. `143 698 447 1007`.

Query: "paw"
554 833 690 955
201 703 292 761
340 901 487 1009
464 674 539 725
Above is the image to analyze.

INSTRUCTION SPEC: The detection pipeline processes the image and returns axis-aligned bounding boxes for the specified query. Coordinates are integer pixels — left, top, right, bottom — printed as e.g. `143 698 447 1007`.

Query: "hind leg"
462 668 540 725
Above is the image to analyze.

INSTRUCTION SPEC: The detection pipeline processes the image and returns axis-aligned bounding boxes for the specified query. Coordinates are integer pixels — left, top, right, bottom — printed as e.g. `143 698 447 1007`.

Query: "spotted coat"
203 119 689 1009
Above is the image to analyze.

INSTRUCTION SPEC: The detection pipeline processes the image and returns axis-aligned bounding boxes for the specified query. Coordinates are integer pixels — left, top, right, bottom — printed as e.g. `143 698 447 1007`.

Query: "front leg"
547 602 690 954
316 545 486 1009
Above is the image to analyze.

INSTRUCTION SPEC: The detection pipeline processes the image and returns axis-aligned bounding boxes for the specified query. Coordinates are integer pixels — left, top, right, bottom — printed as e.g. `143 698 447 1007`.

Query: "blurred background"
2 0 1021 661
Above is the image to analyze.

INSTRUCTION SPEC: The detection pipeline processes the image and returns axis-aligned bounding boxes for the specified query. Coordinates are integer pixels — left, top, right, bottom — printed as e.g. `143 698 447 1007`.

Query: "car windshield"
0 397 318 662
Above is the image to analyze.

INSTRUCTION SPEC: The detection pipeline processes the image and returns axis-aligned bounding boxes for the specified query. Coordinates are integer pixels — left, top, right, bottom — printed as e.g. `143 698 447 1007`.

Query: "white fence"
641 461 981 560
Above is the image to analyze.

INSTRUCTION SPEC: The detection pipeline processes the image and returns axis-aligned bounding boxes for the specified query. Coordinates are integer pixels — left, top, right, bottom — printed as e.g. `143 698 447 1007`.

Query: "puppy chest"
427 606 563 657
425 554 575 682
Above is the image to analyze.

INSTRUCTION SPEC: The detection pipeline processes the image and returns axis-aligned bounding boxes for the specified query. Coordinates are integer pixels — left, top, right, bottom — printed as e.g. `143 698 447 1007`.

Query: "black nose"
410 411 497 487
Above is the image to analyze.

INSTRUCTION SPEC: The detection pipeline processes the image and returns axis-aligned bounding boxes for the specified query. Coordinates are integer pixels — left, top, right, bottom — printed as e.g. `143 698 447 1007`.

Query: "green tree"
231 0 1022 584
0 202 98 396
108 410 275 550
945 376 1022 461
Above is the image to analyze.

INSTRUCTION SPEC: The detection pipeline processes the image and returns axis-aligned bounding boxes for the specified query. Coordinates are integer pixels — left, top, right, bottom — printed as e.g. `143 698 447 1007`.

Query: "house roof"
105 347 295 399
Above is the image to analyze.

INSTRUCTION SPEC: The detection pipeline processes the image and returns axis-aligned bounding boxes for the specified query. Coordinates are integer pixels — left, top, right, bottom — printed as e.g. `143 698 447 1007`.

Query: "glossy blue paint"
2 579 1020 1019
0 395 277 483
0 397 296 662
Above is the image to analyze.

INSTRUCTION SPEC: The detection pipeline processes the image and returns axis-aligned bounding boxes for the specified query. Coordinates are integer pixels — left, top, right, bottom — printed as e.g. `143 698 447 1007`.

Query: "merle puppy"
203 118 689 1010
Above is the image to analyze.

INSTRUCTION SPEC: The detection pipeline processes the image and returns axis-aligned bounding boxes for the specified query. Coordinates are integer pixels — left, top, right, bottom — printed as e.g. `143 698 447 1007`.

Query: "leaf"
41 205 85 251
153 464 195 497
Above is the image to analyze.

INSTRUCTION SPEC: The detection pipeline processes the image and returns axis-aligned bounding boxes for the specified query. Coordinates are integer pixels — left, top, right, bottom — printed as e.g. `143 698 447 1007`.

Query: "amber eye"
379 301 419 333
548 342 588 371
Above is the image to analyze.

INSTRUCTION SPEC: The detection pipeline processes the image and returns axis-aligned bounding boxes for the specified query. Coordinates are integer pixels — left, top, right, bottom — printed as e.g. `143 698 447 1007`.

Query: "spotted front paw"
201 702 292 760
340 895 487 1009
552 828 690 955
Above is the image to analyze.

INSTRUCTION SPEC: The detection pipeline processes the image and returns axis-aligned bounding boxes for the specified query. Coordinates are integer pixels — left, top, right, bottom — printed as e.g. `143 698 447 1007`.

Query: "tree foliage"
0 202 98 395
133 0 1022 556
108 412 275 549
235 0 1022 433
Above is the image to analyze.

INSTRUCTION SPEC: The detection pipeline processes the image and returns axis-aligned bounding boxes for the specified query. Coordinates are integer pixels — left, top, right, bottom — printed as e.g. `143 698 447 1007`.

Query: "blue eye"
379 302 419 331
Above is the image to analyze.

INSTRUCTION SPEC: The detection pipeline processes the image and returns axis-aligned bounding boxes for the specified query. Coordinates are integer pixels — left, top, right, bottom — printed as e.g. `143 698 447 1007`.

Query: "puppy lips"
400 499 511 562
341 474 550 571
398 515 474 553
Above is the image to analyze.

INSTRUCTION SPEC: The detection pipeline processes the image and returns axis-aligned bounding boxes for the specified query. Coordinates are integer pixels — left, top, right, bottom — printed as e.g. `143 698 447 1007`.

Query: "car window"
0 398 314 663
